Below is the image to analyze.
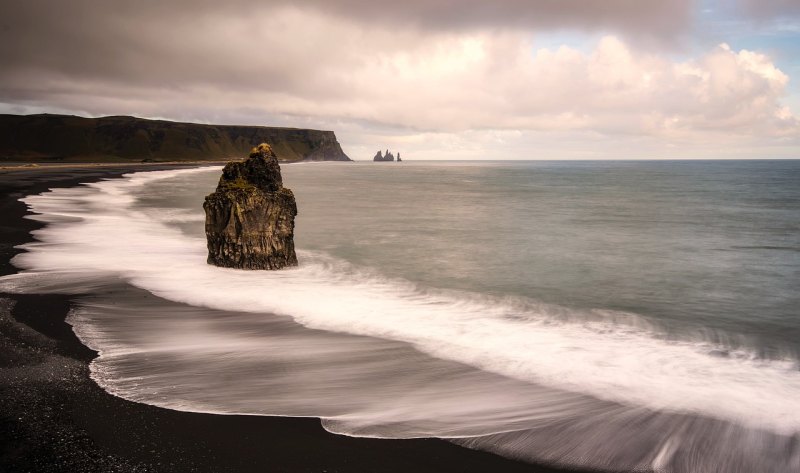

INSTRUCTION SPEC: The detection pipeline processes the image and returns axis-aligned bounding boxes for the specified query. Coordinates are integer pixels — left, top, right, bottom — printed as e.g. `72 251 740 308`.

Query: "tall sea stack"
204 143 298 270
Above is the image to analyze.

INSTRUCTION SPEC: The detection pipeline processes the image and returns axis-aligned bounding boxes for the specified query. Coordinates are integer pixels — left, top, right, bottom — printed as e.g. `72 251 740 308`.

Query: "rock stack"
373 149 396 161
204 143 298 270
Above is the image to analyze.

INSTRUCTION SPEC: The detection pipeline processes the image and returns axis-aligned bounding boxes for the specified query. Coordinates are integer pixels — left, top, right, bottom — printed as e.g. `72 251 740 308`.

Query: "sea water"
2 160 799 472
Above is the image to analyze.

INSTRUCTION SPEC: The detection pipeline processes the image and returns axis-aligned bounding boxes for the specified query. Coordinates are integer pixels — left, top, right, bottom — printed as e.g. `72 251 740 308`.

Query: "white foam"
2 167 800 437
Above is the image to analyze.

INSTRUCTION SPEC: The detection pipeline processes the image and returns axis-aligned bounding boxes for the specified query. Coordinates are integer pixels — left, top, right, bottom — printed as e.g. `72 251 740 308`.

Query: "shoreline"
0 165 573 472
0 160 233 173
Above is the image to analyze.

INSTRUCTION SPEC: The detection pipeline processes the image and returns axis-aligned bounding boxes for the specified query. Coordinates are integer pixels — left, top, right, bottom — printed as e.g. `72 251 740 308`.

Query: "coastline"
0 165 572 472
0 160 234 172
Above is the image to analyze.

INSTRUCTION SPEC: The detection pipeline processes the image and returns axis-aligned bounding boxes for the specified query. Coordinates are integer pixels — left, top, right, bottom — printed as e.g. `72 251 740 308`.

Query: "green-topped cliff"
0 114 351 163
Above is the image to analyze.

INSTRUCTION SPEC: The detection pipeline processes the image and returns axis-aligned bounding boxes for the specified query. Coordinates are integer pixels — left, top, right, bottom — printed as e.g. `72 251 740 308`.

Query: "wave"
1 168 799 472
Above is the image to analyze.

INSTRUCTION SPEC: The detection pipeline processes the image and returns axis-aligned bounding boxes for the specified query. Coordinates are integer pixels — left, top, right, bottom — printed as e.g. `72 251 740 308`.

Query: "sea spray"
2 162 799 472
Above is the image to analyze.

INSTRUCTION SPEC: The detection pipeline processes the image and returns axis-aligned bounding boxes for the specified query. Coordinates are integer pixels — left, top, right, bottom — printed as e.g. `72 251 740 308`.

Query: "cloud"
734 0 800 19
0 0 691 91
288 0 692 38
0 1 797 158
0 0 694 42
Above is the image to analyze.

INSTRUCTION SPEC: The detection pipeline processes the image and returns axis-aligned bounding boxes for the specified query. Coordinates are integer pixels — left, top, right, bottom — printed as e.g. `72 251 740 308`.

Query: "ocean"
2 160 799 472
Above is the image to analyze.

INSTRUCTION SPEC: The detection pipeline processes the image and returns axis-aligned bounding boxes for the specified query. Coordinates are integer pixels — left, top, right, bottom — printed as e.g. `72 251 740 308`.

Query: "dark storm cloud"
0 0 294 103
295 0 693 37
0 0 694 76
0 0 693 113
0 0 694 38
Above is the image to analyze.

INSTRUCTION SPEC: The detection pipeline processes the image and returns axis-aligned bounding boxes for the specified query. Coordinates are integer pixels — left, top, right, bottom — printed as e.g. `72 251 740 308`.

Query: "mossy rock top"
217 142 283 193
250 143 274 158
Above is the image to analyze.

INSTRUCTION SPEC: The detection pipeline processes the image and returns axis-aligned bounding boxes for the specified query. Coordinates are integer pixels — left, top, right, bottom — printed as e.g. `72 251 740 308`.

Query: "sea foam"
2 168 799 472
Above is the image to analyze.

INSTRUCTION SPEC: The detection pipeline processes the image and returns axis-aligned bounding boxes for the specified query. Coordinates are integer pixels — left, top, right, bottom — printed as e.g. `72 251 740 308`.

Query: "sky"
0 0 798 160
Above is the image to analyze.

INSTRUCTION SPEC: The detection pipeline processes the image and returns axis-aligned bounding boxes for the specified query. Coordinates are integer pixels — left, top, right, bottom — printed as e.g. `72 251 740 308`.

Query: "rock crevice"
204 143 298 270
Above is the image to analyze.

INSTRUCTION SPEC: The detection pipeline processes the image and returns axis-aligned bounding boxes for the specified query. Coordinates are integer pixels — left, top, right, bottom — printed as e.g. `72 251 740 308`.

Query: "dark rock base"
204 143 298 270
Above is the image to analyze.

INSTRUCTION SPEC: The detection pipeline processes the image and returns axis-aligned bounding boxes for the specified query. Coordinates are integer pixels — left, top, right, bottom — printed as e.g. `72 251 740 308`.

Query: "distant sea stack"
0 114 351 163
374 149 401 162
204 143 298 270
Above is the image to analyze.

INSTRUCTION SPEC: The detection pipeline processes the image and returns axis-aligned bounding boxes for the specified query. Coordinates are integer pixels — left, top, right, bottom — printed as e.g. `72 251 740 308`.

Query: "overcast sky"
1 0 798 159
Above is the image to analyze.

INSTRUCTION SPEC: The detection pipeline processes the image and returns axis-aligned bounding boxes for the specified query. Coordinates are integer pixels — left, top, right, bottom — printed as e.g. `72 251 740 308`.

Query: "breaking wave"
1 168 798 472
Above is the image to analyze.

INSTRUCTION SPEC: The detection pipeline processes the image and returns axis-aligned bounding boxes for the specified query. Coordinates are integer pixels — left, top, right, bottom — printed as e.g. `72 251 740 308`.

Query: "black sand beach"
0 165 572 473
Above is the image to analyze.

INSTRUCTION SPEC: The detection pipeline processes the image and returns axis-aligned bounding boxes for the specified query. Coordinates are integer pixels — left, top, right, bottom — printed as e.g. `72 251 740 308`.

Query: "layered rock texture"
204 143 298 270
0 114 351 163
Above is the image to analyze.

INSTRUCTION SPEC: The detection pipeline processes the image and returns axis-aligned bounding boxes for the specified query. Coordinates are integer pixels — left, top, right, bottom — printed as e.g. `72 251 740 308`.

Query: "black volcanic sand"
0 166 576 473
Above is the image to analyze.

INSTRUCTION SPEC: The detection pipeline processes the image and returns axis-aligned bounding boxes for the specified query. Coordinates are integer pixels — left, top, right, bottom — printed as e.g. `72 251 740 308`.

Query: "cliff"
204 143 298 270
0 114 351 163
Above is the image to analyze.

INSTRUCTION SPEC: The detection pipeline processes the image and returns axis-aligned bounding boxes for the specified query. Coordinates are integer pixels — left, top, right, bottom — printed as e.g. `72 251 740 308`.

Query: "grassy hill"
0 114 351 163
